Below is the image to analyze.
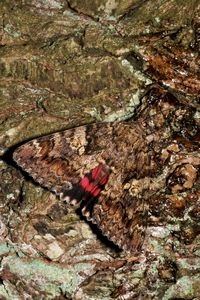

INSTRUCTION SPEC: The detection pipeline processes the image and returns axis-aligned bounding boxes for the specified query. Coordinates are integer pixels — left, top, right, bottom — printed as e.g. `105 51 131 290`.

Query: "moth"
13 93 175 252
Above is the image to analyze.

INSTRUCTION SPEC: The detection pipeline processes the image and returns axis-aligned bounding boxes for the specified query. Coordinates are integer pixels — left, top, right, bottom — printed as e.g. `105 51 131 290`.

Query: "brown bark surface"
0 1 199 299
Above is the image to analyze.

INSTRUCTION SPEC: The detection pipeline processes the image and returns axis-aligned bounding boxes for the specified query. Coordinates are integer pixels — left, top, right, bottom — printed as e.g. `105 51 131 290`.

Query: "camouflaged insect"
13 89 199 252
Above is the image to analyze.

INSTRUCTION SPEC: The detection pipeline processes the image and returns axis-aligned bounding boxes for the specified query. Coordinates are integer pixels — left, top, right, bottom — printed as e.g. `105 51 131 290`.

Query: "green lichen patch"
1 255 95 297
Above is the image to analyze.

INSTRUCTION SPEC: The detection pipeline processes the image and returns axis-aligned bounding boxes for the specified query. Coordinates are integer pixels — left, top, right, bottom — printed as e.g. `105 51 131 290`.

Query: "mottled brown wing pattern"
82 178 148 251
14 128 86 201
13 95 179 252
13 121 150 251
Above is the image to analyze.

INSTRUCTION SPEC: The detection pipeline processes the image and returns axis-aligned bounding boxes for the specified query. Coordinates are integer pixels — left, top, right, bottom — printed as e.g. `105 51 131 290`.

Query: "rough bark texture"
0 1 199 299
